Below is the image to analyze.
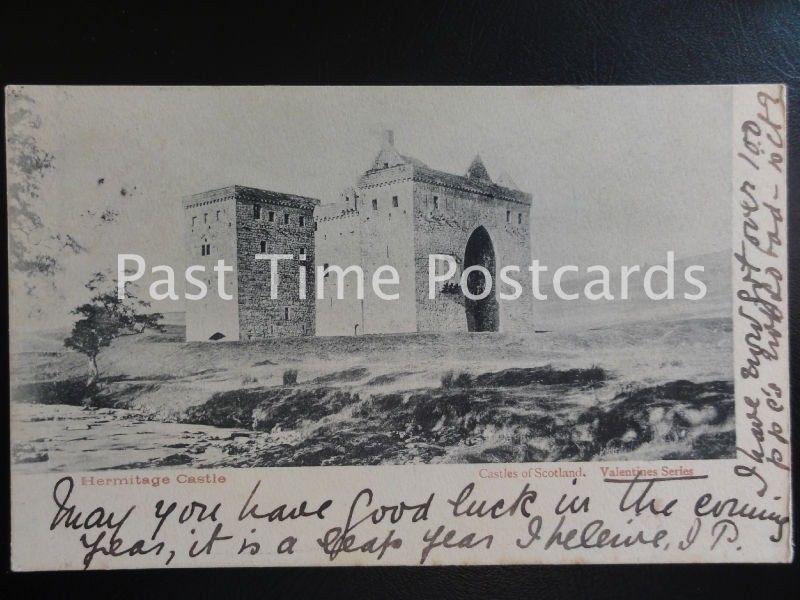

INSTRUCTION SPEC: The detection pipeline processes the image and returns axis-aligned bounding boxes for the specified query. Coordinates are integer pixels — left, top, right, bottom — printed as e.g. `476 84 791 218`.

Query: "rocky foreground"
12 366 734 471
11 318 736 471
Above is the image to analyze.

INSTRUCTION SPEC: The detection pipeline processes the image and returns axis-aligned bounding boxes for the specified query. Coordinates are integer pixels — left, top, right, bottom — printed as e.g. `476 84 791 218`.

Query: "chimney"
382 129 395 148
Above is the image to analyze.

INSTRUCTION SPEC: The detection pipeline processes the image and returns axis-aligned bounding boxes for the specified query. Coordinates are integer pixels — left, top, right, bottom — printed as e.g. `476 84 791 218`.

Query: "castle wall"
234 188 317 339
356 172 417 335
314 206 364 336
412 178 533 333
182 189 240 342
314 168 417 337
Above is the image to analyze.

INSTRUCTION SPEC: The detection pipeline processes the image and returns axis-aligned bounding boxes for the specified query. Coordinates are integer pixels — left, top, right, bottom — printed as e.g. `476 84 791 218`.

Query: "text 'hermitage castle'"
182 131 533 341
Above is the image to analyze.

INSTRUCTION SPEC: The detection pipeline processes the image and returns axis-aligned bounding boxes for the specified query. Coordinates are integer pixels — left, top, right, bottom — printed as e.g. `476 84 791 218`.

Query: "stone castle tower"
182 185 319 341
314 131 533 336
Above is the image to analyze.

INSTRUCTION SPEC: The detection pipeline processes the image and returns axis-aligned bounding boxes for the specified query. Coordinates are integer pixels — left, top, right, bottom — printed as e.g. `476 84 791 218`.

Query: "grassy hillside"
11 314 734 468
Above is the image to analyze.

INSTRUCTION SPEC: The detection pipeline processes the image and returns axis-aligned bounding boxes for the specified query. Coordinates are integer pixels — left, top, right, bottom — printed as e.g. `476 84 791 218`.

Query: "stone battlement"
182 185 319 211
314 205 360 223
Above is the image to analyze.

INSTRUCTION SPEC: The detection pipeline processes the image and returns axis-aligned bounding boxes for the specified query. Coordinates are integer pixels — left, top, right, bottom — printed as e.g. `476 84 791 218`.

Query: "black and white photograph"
9 86 736 472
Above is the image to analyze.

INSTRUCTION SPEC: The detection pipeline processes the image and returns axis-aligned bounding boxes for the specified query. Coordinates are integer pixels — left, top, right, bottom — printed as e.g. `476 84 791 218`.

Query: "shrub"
441 370 472 389
454 372 473 388
282 369 298 385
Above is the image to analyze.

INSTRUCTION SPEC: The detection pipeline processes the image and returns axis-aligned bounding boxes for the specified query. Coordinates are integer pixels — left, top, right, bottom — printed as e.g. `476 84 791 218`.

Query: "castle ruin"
182 131 532 341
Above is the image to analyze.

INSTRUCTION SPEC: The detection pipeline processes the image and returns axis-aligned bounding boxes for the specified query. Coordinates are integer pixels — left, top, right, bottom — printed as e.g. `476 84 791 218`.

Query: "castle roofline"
314 203 360 222
182 184 320 209
466 154 491 183
362 131 530 206
233 185 320 208
183 185 237 201
411 163 531 206
358 161 531 206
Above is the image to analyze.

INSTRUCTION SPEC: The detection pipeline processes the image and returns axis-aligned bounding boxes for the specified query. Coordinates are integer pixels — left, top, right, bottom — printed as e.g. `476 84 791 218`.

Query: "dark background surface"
2 1 799 598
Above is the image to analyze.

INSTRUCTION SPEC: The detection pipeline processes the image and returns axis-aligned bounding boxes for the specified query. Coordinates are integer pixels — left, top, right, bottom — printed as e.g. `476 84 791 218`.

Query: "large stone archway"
463 226 499 332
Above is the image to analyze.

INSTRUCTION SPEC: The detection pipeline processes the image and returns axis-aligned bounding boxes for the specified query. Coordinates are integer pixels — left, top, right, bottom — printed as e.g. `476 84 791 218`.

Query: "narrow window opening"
372 198 378 210
518 213 522 225
506 210 511 222
283 213 290 225
284 307 290 321
260 240 266 253
433 196 439 210
299 215 305 227
254 205 261 219
268 211 274 222
392 196 398 208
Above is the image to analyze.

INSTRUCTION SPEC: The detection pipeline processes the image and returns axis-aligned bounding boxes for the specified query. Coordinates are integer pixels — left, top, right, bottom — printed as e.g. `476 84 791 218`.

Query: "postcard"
7 85 791 569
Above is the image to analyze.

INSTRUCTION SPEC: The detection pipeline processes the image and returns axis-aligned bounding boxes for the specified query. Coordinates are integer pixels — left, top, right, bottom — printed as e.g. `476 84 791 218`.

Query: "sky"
9 85 732 327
